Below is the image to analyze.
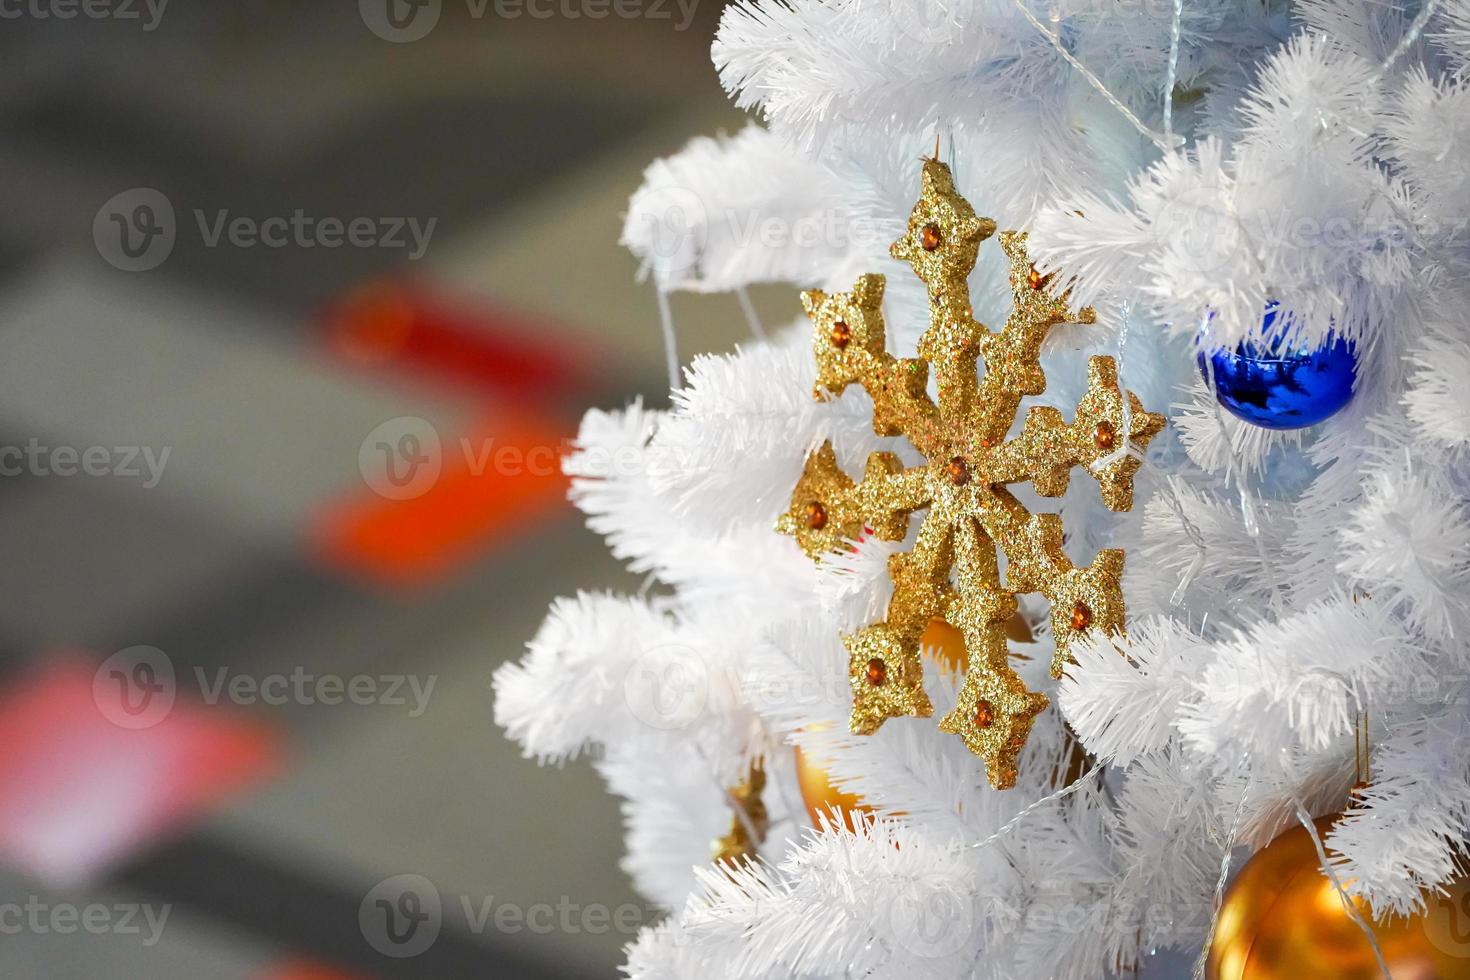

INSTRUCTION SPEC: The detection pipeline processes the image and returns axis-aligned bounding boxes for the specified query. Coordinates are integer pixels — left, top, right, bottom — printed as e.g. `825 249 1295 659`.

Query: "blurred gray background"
0 3 794 977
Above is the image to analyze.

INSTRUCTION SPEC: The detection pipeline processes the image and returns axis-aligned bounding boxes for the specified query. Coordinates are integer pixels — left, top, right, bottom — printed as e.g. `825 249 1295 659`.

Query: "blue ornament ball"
1196 304 1357 430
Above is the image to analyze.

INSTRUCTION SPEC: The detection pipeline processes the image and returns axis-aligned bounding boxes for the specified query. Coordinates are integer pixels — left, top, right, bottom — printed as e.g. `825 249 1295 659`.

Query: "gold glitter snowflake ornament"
776 159 1166 790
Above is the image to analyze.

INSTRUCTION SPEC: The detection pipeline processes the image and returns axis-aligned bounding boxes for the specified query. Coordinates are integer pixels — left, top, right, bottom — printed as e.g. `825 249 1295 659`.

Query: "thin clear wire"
1006 0 1176 153
1190 767 1252 980
1162 475 1208 607
1370 0 1442 82
967 761 1106 851
1092 302 1144 473
1199 327 1285 616
1294 799 1391 978
736 285 767 341
1163 0 1184 144
656 286 680 391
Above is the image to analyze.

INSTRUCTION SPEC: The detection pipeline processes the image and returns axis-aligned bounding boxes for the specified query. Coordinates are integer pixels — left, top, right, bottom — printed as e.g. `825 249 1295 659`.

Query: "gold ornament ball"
796 617 1035 830
793 736 873 833
921 614 1032 677
1208 816 1470 980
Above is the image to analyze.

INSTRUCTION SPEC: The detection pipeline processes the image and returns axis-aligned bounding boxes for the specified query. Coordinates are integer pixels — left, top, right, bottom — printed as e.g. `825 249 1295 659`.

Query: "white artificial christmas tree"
495 1 1470 976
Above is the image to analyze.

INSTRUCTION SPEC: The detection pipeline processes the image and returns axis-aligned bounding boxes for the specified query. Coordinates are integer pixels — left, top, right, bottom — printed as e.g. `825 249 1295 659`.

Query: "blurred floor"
0 3 793 977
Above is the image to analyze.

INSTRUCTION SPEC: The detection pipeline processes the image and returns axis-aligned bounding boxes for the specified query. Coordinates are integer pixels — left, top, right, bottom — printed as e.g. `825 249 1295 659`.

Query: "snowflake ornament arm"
777 158 1166 790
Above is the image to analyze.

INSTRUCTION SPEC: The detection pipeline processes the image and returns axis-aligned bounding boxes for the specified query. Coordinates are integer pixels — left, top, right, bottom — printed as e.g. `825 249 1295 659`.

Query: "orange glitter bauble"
1207 816 1470 980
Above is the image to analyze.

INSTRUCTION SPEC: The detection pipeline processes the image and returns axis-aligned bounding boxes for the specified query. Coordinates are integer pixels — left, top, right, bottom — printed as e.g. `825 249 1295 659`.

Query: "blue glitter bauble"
1196 304 1357 430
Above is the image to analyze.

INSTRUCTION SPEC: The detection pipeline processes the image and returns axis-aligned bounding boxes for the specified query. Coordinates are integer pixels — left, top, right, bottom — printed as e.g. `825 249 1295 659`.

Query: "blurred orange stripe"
313 414 570 587
262 961 365 980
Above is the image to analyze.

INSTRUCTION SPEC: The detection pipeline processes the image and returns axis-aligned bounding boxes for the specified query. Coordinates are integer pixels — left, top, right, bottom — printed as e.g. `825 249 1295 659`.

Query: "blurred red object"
0 659 279 886
313 412 571 587
322 280 600 403
262 961 366 980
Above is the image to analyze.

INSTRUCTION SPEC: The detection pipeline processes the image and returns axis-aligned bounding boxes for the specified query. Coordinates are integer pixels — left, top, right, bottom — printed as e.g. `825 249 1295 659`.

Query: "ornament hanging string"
1199 329 1286 619
1007 0 1178 153
721 780 765 858
966 760 1106 852
1190 765 1253 980
1369 0 1442 83
969 762 1108 977
1293 797 1391 978
655 279 766 389
1092 302 1147 474
1355 709 1371 787
764 751 802 839
1161 475 1209 607
656 286 680 391
691 740 768 864
1162 0 1185 145
735 286 767 341
1009 0 1445 361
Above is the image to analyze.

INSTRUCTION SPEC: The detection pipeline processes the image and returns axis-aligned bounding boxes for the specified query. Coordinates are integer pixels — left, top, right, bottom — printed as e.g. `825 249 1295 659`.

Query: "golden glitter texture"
776 158 1166 789
712 761 769 866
